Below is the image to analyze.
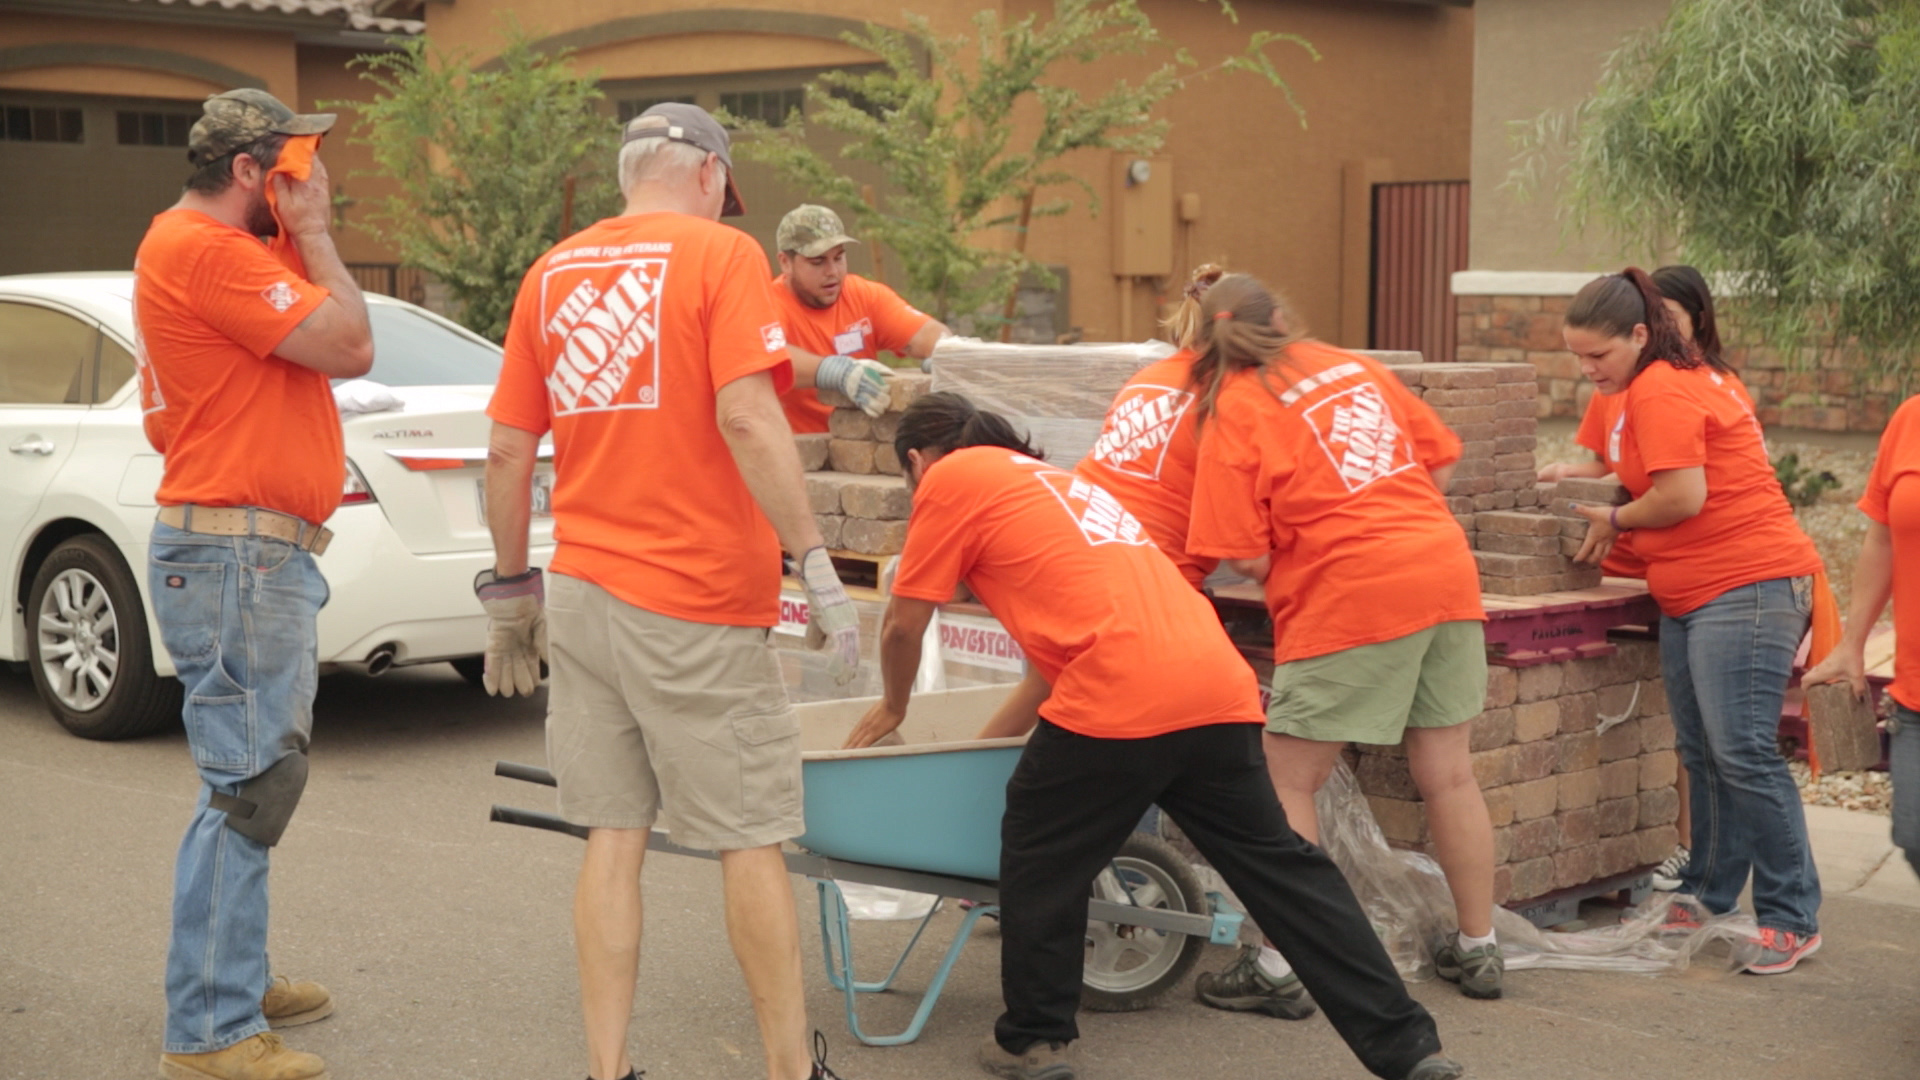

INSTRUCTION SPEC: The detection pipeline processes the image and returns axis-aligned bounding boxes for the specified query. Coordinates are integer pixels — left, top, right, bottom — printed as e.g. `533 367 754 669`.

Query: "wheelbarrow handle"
495 760 558 787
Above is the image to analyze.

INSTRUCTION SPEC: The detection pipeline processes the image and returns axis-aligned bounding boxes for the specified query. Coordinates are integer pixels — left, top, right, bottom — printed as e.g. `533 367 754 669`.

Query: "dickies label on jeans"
166 575 186 588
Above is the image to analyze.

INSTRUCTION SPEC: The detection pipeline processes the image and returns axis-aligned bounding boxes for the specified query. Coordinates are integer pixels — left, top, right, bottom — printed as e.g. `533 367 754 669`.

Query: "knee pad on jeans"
208 751 308 847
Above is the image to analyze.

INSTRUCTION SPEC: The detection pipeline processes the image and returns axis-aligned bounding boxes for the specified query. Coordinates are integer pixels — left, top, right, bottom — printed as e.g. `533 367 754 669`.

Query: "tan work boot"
159 1033 328 1080
261 975 334 1028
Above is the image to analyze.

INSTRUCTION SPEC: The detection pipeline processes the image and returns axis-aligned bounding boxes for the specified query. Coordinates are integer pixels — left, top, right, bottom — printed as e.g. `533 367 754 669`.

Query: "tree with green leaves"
1516 0 1920 391
730 0 1313 336
329 31 620 342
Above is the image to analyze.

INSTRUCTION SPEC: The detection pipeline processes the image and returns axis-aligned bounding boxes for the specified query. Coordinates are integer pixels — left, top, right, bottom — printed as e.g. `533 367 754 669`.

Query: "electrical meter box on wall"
1111 154 1173 277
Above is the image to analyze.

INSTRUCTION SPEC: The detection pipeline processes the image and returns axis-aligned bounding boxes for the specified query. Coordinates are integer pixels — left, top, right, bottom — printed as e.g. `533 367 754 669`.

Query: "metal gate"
1370 180 1469 364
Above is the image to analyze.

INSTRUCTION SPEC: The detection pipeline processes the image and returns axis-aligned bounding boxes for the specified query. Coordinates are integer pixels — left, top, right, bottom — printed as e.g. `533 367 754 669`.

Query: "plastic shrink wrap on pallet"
927 337 1176 469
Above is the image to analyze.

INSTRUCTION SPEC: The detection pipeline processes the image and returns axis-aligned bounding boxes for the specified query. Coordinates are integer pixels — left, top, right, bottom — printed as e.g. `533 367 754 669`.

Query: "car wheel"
449 655 549 688
26 534 181 740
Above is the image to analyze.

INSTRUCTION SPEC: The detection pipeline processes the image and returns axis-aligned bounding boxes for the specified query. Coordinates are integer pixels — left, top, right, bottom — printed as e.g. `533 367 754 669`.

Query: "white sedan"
0 272 554 739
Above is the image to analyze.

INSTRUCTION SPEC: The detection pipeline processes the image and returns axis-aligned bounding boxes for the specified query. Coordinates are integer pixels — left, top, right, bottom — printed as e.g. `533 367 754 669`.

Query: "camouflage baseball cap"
777 204 859 257
187 88 333 167
623 102 745 217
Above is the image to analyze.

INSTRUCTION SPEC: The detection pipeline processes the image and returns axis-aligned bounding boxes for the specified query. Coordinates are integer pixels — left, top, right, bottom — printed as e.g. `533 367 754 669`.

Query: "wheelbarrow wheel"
1081 832 1208 1012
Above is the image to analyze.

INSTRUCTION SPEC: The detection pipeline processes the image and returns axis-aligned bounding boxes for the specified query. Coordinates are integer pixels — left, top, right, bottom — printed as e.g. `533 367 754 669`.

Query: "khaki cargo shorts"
544 573 803 850
1266 619 1488 745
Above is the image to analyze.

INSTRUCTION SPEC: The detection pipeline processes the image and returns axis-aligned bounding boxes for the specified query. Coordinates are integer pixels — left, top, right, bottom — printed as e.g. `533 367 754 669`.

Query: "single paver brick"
1556 731 1600 774
1553 843 1599 889
1597 796 1640 838
1471 708 1516 752
828 439 876 474
1640 712 1677 752
1511 776 1560 821
1509 855 1556 900
1639 749 1678 791
840 517 909 555
1638 786 1679 828
1484 665 1518 710
1558 806 1598 846
1517 663 1566 704
1475 510 1562 537
796 434 831 471
1599 718 1643 763
828 408 873 440
1514 700 1560 742
1510 816 1560 862
1559 769 1600 811
837 475 914 520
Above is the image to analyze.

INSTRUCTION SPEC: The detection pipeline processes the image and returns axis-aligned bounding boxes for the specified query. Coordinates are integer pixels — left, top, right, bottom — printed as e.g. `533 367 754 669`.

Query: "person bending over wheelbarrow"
841 392 1465 1080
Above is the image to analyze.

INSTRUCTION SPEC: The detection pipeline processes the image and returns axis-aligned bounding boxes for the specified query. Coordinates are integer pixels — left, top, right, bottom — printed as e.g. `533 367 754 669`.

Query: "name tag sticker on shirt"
832 328 865 356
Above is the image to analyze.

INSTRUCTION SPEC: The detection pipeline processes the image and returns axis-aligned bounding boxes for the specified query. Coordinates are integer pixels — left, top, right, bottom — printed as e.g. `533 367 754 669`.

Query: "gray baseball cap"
777 204 860 257
622 102 744 217
188 88 334 167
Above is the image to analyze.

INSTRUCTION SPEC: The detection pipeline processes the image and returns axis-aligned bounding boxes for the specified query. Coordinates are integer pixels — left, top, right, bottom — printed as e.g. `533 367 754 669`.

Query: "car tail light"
392 456 470 471
341 460 376 505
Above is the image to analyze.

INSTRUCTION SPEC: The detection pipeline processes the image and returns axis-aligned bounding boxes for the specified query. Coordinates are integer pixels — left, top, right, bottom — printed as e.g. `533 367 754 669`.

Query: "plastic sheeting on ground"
1189 760 1763 978
927 337 1175 469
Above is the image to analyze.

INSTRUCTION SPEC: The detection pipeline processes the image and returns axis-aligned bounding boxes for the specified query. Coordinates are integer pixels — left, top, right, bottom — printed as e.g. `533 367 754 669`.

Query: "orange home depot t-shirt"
1859 395 1920 711
771 272 931 433
1186 341 1485 664
489 213 795 626
1073 351 1216 588
891 446 1263 738
1572 392 1648 579
133 209 343 526
1614 360 1822 617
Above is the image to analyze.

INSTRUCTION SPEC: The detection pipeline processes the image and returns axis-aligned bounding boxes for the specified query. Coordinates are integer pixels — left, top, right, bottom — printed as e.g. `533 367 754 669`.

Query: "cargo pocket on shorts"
186 669 254 772
731 706 801 830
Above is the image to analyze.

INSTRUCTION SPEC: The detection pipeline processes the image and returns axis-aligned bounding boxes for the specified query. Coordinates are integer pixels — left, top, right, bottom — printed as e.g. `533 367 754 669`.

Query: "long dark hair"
1186 273 1307 429
1650 264 1732 375
894 392 1043 466
1563 267 1698 380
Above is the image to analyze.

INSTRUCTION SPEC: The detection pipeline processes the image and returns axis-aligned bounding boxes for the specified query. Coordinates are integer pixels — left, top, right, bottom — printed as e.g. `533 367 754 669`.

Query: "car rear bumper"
315 504 551 667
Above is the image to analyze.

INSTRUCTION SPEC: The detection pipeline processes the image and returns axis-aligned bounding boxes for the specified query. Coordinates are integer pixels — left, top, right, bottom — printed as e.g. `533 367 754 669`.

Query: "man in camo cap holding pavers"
769 203 948 433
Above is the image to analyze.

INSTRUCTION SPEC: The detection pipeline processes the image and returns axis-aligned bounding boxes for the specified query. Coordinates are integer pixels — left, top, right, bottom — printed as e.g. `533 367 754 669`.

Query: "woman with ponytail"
1183 275 1503 1004
1538 265 1741 889
1074 263 1228 588
1561 268 1825 975
843 391 1465 1080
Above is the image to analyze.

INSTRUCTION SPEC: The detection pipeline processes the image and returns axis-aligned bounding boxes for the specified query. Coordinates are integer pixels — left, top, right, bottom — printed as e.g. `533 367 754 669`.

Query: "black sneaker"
1434 933 1504 1000
1192 944 1317 1019
811 1031 847 1079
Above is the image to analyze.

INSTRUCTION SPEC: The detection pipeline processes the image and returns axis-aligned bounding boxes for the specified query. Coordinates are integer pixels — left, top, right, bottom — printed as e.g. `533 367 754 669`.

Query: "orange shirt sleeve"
1860 400 1919 524
1574 393 1609 456
709 234 795 394
1626 371 1710 472
891 460 981 603
487 260 554 437
862 278 934 352
1186 405 1273 559
185 229 328 360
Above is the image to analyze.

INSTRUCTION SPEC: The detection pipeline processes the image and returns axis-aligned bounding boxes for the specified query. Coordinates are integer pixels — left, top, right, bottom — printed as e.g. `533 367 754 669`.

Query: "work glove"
815 354 892 417
798 546 862 686
474 567 548 697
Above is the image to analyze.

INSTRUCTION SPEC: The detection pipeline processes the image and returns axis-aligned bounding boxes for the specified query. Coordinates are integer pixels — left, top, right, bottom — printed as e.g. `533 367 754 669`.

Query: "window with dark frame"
116 110 195 148
717 88 805 128
1 104 84 144
616 95 698 123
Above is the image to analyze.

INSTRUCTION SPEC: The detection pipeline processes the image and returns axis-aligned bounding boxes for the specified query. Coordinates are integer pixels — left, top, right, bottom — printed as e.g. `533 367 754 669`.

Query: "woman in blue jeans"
1562 269 1827 974
1805 393 1920 877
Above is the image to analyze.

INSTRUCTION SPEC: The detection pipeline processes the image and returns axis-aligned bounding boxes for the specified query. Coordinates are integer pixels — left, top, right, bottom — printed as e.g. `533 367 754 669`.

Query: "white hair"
618 137 720 197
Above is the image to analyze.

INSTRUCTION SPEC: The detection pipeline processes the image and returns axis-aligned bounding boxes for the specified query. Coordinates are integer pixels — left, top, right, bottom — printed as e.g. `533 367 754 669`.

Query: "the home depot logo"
1089 383 1192 479
538 255 667 416
1035 470 1151 547
1302 382 1415 492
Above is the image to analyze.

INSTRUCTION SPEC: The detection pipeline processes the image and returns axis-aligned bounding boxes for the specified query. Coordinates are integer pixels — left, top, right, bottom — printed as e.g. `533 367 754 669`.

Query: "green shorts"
1266 620 1487 745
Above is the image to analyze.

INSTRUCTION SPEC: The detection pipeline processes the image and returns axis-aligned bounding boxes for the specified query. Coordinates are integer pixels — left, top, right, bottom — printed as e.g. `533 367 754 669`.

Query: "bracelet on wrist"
1609 505 1629 532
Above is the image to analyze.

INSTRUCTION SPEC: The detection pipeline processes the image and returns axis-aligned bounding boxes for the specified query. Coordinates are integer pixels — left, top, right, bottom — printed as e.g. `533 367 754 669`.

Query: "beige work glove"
815 354 892 417
473 568 548 697
798 547 862 685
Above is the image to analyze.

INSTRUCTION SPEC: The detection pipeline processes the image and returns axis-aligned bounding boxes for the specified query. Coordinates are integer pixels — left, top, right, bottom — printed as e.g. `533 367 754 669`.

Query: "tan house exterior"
1 0 1474 349
1454 0 1893 433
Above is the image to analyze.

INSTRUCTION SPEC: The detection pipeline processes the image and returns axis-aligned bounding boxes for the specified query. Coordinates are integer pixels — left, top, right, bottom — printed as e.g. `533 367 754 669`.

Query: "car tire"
26 534 181 740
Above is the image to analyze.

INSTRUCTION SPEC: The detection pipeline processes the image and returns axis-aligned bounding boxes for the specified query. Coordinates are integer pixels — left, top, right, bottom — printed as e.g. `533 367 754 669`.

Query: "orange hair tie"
1212 311 1232 321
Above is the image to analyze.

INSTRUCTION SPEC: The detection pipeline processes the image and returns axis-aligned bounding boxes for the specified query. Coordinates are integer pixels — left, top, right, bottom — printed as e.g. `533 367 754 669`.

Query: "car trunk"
344 386 555 556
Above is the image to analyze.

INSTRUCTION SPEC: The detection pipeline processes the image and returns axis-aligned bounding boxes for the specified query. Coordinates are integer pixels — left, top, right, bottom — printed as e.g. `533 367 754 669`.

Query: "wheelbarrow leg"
814 878 999 1047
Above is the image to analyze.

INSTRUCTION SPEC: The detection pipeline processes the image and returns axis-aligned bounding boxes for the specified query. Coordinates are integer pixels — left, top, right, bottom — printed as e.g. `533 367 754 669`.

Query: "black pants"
994 720 1441 1080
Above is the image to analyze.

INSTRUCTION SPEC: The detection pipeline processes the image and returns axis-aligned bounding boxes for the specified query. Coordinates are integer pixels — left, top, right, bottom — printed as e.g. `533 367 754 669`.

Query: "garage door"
0 90 204 276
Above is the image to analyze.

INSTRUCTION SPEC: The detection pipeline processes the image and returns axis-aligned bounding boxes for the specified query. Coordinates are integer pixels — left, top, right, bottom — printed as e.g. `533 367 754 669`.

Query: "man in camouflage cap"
770 203 948 434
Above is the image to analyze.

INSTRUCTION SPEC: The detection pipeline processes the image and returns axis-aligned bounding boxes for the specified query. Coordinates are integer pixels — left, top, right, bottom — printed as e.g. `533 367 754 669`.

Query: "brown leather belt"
156 505 333 555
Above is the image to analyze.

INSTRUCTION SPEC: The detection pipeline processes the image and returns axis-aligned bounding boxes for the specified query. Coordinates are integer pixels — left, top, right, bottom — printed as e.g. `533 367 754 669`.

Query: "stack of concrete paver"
1351 639 1680 906
1383 362 1542 548
799 373 931 557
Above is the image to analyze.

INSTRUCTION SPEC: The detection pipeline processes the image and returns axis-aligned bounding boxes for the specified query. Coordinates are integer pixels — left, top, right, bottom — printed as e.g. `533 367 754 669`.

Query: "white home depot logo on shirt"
538 255 667 415
261 282 298 313
1301 382 1416 493
1090 384 1192 480
1035 470 1152 547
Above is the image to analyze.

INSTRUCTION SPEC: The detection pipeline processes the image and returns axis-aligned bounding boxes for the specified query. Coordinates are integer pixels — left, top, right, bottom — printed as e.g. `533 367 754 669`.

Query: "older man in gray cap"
482 102 858 1080
770 203 948 434
136 88 372 1080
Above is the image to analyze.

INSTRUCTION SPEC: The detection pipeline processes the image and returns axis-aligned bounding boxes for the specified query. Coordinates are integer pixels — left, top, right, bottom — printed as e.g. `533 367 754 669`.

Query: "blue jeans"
1662 576 1821 935
1891 703 1920 879
149 522 328 1054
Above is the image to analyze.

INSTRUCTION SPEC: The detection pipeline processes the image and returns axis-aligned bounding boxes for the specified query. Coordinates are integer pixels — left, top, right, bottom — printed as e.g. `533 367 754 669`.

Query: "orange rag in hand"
262 133 322 278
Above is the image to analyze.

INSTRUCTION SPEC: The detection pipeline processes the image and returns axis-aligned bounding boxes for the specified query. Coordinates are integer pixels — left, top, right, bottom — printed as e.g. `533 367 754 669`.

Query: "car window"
0 301 97 405
351 304 504 387
97 334 135 403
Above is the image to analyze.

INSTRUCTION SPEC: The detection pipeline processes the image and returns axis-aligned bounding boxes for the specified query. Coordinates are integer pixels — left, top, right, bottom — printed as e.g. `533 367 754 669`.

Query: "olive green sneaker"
1193 944 1317 1019
1434 933 1504 1000
977 1034 1074 1080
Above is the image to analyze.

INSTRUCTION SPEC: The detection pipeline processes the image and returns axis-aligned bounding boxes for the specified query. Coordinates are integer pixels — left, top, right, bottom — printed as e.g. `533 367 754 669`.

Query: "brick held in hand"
1556 475 1630 506
1475 510 1562 536
1475 551 1564 578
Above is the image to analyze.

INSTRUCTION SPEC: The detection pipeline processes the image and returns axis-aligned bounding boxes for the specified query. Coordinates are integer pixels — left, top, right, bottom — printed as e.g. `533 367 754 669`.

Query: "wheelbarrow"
490 692 1244 1047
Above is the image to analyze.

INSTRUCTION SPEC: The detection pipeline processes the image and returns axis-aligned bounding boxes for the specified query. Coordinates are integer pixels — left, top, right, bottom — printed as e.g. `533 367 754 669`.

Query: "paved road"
3 664 1917 1080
